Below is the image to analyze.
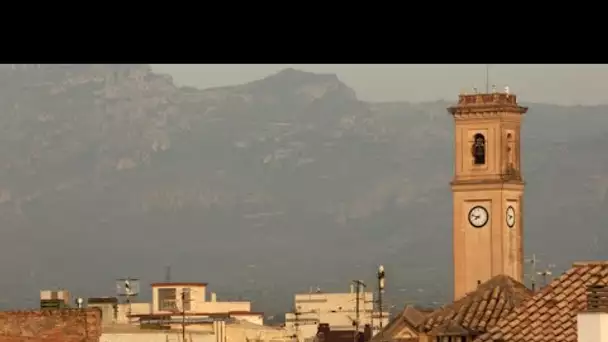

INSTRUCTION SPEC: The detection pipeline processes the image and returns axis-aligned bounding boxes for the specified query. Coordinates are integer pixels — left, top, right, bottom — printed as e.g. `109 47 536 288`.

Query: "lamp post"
75 297 88 339
377 265 386 341
75 297 84 309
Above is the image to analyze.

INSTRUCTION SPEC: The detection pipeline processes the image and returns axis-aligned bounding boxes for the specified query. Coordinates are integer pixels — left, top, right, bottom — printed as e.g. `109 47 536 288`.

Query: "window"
472 133 486 165
506 133 515 167
157 288 177 311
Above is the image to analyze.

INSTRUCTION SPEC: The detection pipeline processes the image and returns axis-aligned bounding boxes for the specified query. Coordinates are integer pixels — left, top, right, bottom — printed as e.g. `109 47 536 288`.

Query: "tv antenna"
165 265 172 283
524 254 540 291
485 64 490 93
537 264 556 288
116 277 139 324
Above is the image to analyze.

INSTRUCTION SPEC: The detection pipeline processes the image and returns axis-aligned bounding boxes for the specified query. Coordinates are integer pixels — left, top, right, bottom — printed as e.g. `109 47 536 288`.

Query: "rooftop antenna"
165 265 172 283
116 277 139 324
485 64 490 93
525 254 540 291
537 264 556 288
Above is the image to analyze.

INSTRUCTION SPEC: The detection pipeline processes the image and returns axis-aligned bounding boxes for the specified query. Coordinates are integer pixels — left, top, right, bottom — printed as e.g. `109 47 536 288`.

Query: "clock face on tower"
506 206 516 228
468 205 489 228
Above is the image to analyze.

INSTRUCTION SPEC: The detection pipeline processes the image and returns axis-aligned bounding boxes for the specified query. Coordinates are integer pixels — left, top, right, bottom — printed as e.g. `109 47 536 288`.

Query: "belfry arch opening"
472 133 486 165
506 133 515 167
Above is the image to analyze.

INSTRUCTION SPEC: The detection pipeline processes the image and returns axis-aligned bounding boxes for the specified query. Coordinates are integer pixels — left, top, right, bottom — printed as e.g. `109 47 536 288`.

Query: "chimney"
211 292 217 302
577 284 608 342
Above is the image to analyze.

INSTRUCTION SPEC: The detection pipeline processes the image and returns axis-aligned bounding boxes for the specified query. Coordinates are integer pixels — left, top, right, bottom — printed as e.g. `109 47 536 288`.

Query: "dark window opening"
472 133 486 165
158 288 177 311
506 133 514 167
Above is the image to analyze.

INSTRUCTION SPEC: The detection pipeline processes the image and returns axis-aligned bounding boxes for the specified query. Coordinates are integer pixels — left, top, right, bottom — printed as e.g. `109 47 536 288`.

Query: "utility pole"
180 288 192 342
377 265 386 341
364 298 374 337
352 280 366 342
293 308 301 342
75 297 87 339
182 290 186 342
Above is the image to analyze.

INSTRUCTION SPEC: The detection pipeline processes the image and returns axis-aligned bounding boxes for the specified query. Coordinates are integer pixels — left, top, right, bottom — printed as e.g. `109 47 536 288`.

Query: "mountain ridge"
0 65 606 318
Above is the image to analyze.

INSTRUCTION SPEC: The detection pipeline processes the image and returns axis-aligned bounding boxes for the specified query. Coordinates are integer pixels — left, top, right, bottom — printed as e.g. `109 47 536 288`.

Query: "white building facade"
285 286 390 341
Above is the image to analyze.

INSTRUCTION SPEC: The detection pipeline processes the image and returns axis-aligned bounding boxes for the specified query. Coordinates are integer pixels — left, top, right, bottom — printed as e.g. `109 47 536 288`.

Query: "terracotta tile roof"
371 305 430 342
421 274 532 336
474 261 608 342
402 305 428 328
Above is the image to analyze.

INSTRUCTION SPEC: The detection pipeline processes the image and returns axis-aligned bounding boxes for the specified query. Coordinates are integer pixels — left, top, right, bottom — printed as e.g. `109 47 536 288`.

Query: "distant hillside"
0 65 606 316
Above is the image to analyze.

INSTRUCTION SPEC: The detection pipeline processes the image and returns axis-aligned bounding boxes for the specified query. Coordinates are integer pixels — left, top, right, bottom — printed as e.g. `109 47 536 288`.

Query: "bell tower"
448 89 528 300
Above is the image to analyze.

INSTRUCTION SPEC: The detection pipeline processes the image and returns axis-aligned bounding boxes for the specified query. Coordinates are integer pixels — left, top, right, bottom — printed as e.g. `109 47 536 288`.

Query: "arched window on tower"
506 133 515 168
472 133 486 165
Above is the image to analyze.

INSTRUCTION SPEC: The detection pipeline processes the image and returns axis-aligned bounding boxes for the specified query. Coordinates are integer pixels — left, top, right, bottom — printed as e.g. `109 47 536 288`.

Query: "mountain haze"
0 64 607 316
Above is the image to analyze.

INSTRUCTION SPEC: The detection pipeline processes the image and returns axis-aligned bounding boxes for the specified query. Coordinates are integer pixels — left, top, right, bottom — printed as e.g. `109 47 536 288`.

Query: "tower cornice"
448 93 528 117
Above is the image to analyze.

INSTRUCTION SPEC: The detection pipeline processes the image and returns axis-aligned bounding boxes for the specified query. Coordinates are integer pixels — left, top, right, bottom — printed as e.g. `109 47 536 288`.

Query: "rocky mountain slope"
0 64 607 316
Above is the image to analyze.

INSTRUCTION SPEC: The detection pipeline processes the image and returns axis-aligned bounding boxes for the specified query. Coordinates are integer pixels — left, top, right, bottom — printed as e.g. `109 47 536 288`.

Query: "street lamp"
377 265 386 340
75 297 88 339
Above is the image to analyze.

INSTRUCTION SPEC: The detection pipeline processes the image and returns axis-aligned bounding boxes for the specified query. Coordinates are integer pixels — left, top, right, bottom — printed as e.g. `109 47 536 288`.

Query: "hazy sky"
151 64 608 106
